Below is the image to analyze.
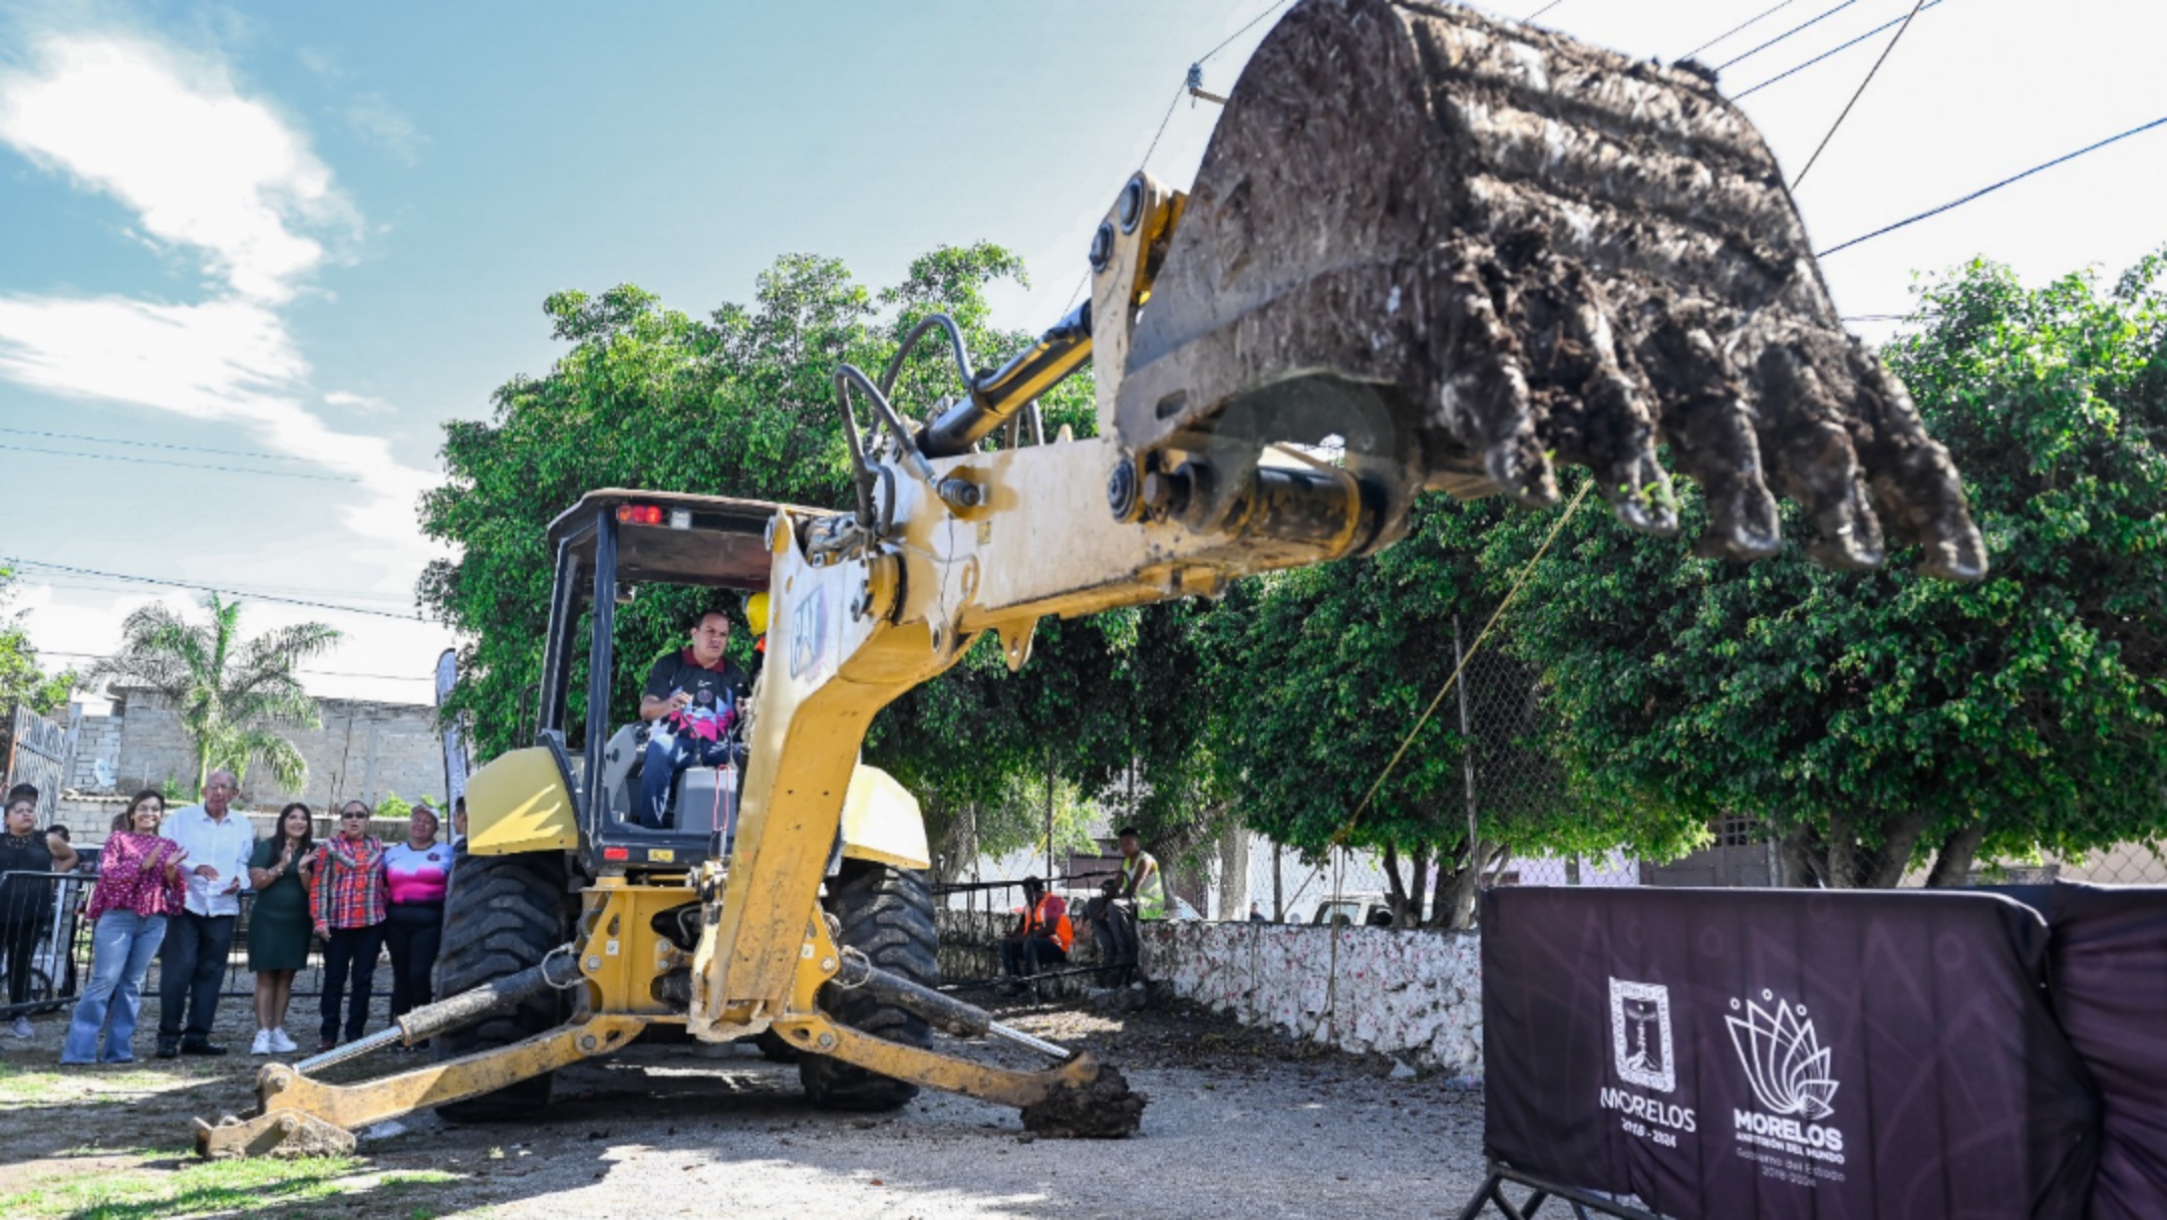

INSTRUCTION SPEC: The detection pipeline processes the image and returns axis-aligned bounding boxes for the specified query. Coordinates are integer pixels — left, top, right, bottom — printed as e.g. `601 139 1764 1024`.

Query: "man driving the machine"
634 610 751 829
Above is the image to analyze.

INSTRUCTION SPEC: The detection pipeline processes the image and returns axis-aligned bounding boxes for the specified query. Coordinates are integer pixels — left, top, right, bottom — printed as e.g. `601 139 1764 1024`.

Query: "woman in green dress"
246 803 319 1056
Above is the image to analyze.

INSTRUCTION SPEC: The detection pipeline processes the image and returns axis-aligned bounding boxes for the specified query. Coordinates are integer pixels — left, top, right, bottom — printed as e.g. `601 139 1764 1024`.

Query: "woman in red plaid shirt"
310 801 387 1052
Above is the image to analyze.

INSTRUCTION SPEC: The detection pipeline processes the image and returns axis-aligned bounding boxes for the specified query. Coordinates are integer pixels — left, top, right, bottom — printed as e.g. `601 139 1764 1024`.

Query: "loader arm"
694 0 1986 1031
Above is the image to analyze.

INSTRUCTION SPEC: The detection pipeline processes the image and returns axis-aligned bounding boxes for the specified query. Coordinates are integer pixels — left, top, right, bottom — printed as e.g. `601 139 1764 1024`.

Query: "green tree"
0 566 76 716
1196 497 1705 926
1482 255 2167 886
89 594 339 793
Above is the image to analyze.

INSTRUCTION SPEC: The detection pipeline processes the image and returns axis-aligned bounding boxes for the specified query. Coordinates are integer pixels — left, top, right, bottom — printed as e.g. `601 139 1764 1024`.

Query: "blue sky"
3 0 2163 704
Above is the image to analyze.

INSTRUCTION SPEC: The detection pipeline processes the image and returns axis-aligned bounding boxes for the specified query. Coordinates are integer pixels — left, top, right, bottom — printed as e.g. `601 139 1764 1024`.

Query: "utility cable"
1787 0 1928 191
1818 114 2167 256
1 558 426 621
1524 0 1569 21
0 443 357 483
34 649 433 682
1734 0 1950 98
1198 0 1297 63
0 424 312 463
1677 0 1802 63
1716 0 1862 71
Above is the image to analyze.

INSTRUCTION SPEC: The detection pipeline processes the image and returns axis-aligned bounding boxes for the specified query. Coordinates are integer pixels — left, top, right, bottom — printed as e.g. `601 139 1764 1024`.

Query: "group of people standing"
17 769 456 1065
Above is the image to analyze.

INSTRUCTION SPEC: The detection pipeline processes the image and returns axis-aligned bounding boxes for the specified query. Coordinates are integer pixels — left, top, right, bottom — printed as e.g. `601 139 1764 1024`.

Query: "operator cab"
536 488 817 875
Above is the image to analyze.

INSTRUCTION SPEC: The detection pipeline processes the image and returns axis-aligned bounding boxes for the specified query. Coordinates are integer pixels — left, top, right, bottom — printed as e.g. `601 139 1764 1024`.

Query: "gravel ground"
1 989 1493 1219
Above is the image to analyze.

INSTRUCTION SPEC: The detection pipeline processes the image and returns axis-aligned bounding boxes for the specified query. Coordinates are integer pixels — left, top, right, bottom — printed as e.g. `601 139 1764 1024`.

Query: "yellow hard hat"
745 591 769 636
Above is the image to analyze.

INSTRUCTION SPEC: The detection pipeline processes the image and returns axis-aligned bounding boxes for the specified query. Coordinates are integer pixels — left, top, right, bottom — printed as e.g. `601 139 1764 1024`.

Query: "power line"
1717 0 1863 71
0 442 357 483
1787 0 1928 191
8 566 420 605
2 558 427 621
1198 0 1297 63
1678 0 1803 63
1735 0 1951 98
1524 0 1570 21
1818 114 2167 257
0 424 311 463
35 649 434 682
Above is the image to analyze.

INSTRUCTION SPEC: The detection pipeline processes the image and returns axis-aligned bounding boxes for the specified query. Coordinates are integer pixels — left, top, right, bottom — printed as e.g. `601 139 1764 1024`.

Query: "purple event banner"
1480 886 2100 1219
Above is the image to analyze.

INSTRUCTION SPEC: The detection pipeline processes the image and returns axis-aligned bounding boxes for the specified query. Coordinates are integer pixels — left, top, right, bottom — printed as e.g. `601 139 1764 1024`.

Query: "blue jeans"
637 727 739 829
61 911 168 1064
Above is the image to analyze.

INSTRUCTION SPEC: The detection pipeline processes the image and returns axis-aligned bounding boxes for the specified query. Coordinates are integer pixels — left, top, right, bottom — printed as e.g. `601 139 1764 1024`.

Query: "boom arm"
693 0 1988 1034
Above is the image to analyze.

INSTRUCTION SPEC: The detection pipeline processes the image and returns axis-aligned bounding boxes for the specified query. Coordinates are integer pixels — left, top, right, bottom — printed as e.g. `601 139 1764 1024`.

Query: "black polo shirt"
644 648 750 723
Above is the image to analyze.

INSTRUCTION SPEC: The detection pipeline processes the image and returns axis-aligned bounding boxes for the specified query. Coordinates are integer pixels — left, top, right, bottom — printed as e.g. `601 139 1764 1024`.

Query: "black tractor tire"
432 847 572 1123
753 1029 801 1063
798 860 939 1111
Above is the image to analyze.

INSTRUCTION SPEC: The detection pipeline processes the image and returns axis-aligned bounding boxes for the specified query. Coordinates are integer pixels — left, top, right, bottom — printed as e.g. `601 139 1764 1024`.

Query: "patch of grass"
0 1059 223 1115
0 1150 459 1220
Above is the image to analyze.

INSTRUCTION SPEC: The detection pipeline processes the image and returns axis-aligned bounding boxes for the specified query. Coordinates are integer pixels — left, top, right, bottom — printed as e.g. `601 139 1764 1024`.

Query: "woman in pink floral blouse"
61 790 186 1064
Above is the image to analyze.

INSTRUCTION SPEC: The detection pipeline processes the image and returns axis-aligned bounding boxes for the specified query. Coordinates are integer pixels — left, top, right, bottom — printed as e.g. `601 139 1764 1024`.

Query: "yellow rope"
1330 477 1592 849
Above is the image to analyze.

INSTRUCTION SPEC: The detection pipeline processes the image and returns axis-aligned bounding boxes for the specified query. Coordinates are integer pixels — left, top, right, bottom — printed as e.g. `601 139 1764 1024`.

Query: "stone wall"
1140 922 1483 1074
93 688 446 810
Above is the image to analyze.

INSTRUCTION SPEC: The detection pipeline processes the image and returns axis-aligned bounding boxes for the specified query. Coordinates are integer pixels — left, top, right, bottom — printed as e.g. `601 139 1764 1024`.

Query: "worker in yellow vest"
1090 826 1164 984
999 876 1073 992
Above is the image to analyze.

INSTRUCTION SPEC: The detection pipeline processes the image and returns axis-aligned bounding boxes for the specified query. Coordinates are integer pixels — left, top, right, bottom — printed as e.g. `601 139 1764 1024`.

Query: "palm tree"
90 594 340 794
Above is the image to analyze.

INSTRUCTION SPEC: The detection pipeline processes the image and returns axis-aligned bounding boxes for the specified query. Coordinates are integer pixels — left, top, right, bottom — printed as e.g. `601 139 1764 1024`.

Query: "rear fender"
466 747 579 855
838 764 930 872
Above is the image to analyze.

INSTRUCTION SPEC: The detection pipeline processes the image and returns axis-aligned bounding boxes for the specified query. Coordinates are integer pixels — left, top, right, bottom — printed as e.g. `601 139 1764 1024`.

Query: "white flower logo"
1726 991 1838 1120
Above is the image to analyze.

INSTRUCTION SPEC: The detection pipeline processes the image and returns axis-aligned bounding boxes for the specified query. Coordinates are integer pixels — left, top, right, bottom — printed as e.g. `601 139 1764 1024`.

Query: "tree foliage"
0 567 76 717
89 593 339 793
1195 497 1706 925
1475 255 2167 886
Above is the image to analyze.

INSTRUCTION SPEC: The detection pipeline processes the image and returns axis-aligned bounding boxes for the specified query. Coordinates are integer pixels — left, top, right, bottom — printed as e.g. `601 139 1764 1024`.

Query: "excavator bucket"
1114 0 1984 578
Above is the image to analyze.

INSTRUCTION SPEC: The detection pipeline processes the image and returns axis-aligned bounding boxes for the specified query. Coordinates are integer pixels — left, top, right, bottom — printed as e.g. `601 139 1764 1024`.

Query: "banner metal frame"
1452 1161 1668 1220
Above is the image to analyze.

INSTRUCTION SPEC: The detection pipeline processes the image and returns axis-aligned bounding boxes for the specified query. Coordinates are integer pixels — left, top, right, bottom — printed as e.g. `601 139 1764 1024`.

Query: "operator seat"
599 722 739 842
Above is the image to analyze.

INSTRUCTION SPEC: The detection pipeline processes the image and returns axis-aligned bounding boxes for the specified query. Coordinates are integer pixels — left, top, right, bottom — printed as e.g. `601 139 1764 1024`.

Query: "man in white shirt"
156 770 256 1057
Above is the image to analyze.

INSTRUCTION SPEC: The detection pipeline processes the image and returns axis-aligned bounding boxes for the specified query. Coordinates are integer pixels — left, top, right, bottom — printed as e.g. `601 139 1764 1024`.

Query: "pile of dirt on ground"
988 987 1467 1084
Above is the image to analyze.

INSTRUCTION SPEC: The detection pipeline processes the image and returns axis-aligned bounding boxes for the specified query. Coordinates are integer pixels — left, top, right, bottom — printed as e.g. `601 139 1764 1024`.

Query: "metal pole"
1273 842 1284 922
1044 747 1055 881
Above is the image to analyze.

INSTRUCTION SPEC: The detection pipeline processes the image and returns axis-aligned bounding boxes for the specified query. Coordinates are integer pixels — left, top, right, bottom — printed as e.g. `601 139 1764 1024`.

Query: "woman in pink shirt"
381 804 450 1040
61 790 186 1064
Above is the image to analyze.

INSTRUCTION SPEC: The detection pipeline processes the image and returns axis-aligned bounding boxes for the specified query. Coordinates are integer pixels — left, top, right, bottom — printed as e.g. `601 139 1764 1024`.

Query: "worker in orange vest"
999 876 1073 992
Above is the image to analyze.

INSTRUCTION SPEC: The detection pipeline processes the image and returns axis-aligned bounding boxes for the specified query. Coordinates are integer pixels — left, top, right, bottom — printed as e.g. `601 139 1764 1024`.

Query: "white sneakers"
252 1028 300 1056
7 1016 32 1039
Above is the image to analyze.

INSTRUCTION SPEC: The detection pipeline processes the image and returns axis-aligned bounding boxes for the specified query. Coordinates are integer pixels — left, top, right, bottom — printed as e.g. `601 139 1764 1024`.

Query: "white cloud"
323 390 396 416
0 291 437 562
0 33 355 304
0 28 442 573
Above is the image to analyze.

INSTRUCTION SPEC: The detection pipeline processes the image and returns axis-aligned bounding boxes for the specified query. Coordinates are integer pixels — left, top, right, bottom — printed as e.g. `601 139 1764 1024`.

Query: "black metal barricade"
0 870 95 1019
0 868 334 1022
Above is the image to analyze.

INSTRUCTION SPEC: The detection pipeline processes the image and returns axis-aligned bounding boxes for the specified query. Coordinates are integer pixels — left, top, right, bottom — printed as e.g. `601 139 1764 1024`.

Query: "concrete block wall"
1140 922 1483 1074
67 713 124 790
106 688 446 811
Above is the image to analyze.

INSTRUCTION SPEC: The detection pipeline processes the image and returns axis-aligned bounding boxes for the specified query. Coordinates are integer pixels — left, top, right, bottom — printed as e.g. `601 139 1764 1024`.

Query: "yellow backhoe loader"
196 0 1983 1158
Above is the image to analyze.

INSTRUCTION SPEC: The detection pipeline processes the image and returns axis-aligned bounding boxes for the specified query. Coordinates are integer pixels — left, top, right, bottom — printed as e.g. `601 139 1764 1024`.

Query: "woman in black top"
2 791 77 1037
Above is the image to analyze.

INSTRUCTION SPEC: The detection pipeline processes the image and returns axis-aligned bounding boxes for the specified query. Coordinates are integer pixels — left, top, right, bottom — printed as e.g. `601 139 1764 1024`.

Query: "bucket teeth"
1114 0 1986 577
